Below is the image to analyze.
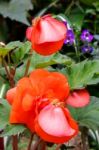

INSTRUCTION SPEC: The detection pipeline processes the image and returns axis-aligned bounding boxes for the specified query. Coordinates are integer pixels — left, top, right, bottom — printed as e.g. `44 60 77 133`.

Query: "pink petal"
37 104 75 137
66 89 90 108
26 26 33 41
33 15 67 44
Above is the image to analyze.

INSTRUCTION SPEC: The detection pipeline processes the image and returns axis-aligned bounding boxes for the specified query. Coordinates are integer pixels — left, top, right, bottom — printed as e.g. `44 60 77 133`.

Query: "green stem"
24 50 33 76
37 0 60 17
24 58 31 76
65 1 74 15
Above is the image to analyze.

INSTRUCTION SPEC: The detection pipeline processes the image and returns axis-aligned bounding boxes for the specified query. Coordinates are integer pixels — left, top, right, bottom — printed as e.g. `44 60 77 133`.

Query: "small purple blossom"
81 45 94 53
64 29 75 45
80 29 94 42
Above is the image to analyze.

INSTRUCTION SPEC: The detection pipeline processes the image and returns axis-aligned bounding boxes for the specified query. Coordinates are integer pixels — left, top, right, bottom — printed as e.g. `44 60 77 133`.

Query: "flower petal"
32 14 66 44
44 72 70 101
30 14 67 55
6 87 16 105
34 104 78 143
32 40 65 56
26 26 33 41
66 89 90 108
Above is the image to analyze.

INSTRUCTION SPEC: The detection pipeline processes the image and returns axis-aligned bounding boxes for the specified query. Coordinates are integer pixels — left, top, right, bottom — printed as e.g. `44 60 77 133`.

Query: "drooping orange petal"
66 89 90 108
6 87 16 105
34 104 78 143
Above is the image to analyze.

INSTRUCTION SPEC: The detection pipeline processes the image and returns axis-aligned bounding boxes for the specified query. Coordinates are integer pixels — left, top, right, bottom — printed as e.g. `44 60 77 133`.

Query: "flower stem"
32 138 41 150
12 135 18 150
2 58 15 88
65 1 74 15
81 127 89 150
0 130 4 150
27 133 34 150
56 144 61 150
24 50 32 76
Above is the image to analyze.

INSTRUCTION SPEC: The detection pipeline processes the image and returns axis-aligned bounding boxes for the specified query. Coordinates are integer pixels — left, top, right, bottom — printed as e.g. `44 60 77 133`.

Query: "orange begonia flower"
26 14 67 55
6 69 79 143
66 89 90 108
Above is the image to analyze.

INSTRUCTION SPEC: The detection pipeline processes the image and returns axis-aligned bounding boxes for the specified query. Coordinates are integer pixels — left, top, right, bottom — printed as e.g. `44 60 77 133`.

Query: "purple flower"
80 29 94 42
81 45 93 53
64 29 75 45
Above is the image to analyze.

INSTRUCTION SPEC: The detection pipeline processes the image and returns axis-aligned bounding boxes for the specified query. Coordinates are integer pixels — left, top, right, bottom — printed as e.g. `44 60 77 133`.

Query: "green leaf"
68 96 99 130
0 0 33 25
66 60 99 90
6 41 23 49
14 52 73 80
0 99 26 136
10 41 31 64
80 0 97 6
0 46 12 57
0 99 11 130
0 124 26 137
69 8 85 30
31 52 73 68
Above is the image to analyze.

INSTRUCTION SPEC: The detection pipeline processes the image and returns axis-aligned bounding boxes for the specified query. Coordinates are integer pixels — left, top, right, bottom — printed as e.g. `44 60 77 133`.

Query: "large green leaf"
31 52 73 68
0 0 33 25
69 8 85 30
66 60 99 90
0 124 26 137
14 52 73 80
68 96 99 130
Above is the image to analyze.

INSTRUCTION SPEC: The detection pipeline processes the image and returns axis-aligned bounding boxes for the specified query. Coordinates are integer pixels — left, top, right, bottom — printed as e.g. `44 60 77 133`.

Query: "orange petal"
22 94 34 111
44 72 70 101
32 40 65 56
6 87 16 105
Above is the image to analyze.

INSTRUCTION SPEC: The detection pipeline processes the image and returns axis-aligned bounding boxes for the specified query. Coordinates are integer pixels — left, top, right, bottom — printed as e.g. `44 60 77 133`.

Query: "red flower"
26 14 67 55
6 69 79 143
66 89 90 108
